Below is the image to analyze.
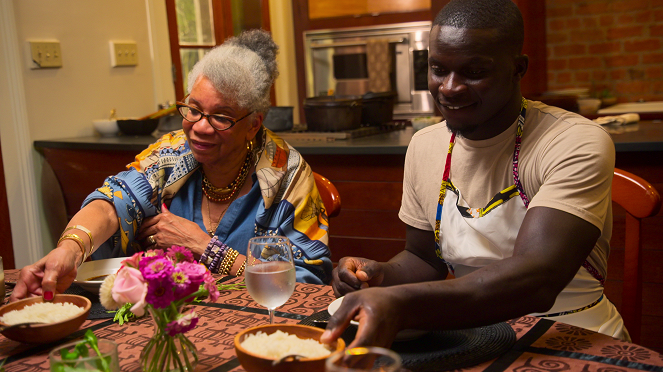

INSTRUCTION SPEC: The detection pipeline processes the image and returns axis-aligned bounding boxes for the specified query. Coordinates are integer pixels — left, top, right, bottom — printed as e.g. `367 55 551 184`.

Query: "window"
165 0 271 99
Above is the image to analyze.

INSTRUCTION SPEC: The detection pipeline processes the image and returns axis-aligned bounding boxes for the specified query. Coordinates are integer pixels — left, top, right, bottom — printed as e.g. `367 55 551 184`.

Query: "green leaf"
60 347 79 361
74 342 89 358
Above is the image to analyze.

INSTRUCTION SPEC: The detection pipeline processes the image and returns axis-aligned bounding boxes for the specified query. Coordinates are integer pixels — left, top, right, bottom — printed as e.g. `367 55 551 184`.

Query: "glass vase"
141 308 199 372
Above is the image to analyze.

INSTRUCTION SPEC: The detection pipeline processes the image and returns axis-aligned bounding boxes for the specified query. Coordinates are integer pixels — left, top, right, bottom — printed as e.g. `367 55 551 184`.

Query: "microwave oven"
303 21 435 119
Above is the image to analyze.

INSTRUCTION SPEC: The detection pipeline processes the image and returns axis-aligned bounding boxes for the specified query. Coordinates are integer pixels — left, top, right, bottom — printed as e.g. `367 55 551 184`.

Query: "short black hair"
433 0 525 53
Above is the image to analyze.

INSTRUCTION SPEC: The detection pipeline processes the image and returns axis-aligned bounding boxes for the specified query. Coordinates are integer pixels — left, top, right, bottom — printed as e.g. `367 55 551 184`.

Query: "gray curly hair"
187 29 279 114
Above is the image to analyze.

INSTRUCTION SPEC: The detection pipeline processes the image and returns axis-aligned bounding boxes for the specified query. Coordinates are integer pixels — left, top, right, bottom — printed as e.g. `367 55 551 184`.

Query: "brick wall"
546 0 663 103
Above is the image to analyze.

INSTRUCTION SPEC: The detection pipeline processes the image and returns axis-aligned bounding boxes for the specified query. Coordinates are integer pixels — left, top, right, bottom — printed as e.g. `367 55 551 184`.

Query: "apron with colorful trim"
434 99 628 340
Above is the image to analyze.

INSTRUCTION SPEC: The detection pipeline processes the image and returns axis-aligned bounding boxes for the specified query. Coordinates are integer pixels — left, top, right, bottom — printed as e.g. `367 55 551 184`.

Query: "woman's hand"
331 257 385 297
10 244 79 302
137 203 210 257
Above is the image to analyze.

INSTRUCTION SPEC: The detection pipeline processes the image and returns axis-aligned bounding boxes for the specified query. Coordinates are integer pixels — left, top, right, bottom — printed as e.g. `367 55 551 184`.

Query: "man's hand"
321 287 404 348
331 257 385 297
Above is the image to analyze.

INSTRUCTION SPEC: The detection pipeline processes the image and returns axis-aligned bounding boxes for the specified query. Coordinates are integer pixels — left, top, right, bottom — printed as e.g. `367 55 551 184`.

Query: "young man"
321 0 626 348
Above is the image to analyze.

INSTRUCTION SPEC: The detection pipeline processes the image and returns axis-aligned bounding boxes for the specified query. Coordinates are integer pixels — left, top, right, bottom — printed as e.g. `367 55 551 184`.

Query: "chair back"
313 172 341 218
612 168 661 343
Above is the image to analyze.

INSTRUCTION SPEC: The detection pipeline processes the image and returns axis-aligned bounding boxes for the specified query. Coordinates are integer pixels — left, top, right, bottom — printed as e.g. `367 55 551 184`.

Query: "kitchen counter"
34 120 663 154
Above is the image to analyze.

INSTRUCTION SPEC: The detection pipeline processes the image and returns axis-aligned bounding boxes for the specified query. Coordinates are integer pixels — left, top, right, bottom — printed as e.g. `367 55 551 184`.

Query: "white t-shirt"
399 100 615 279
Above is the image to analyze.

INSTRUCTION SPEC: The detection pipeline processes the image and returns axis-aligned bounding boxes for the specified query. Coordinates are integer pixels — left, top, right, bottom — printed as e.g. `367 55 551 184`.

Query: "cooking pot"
361 91 397 125
303 96 363 132
263 106 294 132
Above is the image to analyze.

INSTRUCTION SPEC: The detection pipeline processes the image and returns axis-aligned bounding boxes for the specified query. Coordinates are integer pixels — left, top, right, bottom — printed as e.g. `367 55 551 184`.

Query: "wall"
546 0 663 102
1 0 175 266
270 0 301 123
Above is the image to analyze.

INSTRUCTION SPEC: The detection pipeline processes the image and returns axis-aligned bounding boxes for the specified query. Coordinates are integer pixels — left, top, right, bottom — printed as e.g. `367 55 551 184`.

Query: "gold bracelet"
235 260 246 276
58 233 87 265
62 225 94 256
219 249 239 275
220 250 238 275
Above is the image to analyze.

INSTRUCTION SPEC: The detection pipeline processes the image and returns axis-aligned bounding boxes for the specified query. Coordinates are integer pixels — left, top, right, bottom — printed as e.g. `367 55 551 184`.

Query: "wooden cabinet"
308 0 431 19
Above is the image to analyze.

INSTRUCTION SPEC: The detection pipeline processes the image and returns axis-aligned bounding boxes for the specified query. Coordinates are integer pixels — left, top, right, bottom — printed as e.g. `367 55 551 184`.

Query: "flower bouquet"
100 246 220 372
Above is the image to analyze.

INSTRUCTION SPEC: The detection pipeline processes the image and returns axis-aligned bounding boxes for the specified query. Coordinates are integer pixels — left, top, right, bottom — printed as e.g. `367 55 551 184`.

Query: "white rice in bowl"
241 330 332 359
0 302 84 325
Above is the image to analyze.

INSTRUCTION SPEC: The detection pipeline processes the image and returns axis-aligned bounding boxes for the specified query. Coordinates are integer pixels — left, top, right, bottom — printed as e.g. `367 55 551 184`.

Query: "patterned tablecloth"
2 271 663 372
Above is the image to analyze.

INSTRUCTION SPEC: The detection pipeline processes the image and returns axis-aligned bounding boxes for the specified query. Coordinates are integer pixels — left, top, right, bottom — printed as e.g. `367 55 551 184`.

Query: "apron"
434 98 629 340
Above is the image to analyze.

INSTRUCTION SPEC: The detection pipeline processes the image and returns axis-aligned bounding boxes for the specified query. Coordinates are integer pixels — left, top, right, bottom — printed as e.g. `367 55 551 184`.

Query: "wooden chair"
313 172 341 218
612 168 661 343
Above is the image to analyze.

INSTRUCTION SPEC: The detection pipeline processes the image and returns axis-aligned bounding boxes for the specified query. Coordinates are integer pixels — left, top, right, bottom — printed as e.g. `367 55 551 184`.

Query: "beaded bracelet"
58 233 87 265
219 249 239 275
200 237 229 273
235 260 246 276
62 225 94 256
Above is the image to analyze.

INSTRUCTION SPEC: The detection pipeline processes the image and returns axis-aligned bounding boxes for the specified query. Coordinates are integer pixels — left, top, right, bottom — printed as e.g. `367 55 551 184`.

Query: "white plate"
74 257 125 294
327 296 429 341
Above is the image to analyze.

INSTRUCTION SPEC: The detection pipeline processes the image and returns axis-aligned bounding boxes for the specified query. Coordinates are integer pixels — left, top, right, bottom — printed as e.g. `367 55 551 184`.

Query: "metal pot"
263 106 294 132
361 91 397 125
303 96 363 131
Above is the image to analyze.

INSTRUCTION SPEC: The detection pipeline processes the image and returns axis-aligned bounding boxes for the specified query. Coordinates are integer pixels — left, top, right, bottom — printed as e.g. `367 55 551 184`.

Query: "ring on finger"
148 235 156 245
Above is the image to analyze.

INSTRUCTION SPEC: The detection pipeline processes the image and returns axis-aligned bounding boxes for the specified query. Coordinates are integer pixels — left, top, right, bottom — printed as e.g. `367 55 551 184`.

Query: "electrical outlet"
28 41 62 69
110 41 138 67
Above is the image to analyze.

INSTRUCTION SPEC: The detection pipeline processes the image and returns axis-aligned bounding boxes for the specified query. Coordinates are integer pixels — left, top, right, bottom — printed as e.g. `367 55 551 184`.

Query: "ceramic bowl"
0 294 91 343
117 118 159 136
93 120 119 137
577 98 602 115
411 116 442 131
73 257 125 294
234 324 345 372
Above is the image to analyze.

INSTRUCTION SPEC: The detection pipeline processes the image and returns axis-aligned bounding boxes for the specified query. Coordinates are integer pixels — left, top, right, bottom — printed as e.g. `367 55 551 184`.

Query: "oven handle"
309 38 405 48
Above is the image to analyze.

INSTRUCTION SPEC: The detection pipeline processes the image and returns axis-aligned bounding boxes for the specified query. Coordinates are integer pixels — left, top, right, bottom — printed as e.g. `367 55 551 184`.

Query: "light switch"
28 41 62 69
110 41 138 67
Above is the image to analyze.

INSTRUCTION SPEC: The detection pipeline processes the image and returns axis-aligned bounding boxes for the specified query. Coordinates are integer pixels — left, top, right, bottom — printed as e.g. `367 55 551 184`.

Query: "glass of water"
49 339 120 371
244 236 295 324
326 347 402 372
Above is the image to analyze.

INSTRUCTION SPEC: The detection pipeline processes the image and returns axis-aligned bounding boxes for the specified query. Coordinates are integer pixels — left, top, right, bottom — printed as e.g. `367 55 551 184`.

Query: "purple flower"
165 310 199 336
167 246 194 263
146 276 175 309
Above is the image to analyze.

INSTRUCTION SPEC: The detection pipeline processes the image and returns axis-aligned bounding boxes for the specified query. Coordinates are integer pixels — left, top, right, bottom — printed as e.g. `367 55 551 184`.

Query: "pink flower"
122 252 143 269
203 271 220 302
165 310 199 336
139 249 165 270
140 257 173 281
112 267 148 316
171 267 196 300
180 262 206 285
167 246 194 263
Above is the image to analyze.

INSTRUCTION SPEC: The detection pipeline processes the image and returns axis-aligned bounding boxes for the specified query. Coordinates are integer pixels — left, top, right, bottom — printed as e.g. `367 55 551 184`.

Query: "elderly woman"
11 30 332 302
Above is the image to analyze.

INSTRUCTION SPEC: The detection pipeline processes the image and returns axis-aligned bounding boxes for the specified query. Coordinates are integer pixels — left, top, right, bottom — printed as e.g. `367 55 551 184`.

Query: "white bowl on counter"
411 116 442 132
93 120 119 137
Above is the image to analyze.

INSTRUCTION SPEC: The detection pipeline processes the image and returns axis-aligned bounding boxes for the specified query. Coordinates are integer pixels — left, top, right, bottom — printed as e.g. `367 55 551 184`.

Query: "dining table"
2 269 663 372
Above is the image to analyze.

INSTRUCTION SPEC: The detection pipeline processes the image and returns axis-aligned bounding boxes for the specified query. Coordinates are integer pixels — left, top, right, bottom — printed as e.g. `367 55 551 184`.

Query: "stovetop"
275 121 407 142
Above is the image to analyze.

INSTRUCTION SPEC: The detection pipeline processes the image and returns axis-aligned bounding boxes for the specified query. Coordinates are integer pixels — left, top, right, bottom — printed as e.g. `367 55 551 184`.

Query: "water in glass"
245 236 295 324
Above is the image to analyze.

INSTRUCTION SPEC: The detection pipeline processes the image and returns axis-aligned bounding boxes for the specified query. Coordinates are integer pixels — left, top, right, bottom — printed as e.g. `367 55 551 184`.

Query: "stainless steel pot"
303 96 363 131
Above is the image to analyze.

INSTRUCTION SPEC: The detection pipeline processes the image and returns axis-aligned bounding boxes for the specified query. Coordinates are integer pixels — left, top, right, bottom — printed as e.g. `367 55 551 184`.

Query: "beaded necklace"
201 152 251 203
434 98 529 248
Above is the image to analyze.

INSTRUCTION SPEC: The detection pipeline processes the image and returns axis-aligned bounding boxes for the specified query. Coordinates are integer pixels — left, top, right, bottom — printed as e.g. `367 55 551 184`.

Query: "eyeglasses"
176 100 253 131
